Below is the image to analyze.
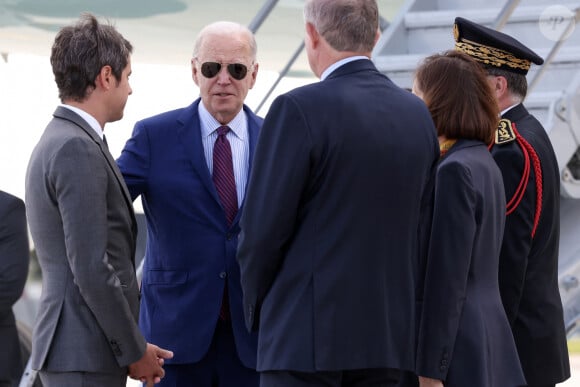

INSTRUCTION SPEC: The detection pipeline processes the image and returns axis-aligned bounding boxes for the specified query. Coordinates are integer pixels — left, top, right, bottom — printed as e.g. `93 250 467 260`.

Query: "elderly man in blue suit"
117 21 261 387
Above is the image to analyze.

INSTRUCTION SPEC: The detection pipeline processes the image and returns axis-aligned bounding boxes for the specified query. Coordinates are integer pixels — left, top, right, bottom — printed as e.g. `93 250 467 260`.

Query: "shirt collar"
198 101 247 140
60 104 104 139
501 103 519 116
320 56 370 81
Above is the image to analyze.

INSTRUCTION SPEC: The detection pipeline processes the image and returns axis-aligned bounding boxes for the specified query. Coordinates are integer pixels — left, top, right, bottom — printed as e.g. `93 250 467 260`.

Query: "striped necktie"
212 125 238 225
213 125 237 320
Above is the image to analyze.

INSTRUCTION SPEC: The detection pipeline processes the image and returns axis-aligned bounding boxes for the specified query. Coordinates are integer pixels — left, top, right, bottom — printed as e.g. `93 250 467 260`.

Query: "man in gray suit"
25 13 172 387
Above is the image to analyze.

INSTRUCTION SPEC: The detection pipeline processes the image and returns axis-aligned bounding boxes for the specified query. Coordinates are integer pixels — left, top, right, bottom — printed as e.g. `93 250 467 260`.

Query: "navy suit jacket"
416 140 525 387
0 191 29 383
117 100 261 367
238 59 439 372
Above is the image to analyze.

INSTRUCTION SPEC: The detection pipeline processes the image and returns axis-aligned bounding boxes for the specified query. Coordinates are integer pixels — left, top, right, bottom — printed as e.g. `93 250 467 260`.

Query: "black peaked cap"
454 16 544 75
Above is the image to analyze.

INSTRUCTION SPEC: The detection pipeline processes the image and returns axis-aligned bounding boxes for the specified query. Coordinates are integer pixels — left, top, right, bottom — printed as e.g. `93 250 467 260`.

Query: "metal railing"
529 6 580 93
492 0 521 30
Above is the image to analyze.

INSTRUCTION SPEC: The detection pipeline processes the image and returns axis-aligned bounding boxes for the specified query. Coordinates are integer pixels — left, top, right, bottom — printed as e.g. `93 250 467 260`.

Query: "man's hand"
128 343 173 386
419 376 444 387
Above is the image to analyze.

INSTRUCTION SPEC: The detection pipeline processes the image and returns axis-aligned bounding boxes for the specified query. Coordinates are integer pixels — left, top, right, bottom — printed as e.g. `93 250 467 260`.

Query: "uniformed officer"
454 17 570 387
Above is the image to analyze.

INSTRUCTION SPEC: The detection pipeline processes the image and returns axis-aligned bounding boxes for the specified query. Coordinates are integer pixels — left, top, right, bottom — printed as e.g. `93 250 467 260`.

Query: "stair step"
436 0 577 10
405 4 578 28
374 45 580 72
374 4 580 56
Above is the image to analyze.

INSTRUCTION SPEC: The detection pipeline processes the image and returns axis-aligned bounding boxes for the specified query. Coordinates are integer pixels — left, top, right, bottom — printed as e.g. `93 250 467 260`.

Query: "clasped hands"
128 343 174 386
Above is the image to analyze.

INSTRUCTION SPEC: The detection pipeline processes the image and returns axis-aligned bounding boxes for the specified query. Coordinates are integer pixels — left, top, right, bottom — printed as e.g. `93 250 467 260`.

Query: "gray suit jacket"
25 106 146 373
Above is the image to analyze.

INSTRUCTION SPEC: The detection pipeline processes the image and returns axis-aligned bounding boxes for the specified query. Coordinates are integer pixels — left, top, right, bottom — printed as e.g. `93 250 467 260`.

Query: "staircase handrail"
492 0 521 30
529 6 580 93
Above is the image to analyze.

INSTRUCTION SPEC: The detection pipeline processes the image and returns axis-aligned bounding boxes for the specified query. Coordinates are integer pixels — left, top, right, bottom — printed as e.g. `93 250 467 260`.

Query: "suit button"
441 359 448 366
219 271 227 279
226 233 233 241
440 365 447 372
109 339 122 356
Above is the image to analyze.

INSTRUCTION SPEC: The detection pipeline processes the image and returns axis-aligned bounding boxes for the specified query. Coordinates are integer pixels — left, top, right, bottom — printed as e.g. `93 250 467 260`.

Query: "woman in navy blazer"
411 51 525 387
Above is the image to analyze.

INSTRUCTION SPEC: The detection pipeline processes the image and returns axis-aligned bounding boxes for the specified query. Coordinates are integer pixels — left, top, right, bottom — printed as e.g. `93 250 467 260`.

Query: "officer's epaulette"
495 118 517 145
492 118 543 238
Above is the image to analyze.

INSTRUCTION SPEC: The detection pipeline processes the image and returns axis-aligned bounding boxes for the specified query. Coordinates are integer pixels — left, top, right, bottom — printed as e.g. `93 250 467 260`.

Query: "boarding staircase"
371 0 580 335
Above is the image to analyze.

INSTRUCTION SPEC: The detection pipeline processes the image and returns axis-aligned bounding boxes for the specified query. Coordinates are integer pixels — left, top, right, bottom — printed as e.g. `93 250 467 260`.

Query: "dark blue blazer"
0 191 29 383
237 59 440 372
416 140 525 387
117 100 261 367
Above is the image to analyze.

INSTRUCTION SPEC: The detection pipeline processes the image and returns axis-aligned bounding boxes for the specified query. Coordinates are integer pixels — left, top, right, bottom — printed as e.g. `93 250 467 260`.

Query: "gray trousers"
38 369 127 387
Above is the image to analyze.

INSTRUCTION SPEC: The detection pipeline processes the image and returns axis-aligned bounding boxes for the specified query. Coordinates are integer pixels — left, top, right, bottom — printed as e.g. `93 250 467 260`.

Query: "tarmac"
561 354 580 386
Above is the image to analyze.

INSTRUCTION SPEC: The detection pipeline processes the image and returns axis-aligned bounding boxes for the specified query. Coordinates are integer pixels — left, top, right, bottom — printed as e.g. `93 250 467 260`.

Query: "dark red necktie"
212 125 237 320
213 126 238 226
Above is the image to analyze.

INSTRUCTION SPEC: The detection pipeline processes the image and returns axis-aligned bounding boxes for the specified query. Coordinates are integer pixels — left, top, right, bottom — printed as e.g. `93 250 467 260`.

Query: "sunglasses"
200 62 250 80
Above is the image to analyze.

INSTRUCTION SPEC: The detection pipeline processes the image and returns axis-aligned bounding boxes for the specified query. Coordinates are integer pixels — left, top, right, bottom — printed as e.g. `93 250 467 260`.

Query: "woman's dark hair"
414 50 499 144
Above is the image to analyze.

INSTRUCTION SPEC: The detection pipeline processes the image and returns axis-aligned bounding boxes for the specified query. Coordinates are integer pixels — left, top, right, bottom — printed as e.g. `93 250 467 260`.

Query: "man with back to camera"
236 0 440 386
0 190 29 387
117 21 261 386
25 13 172 387
453 17 570 387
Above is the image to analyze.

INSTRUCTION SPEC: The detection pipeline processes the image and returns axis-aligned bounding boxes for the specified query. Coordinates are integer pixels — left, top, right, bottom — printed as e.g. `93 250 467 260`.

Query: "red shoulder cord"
490 123 543 238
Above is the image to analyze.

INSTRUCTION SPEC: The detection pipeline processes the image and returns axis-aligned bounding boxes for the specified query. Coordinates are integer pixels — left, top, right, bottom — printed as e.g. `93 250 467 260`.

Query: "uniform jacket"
116 100 261 367
237 59 440 372
493 103 570 384
416 139 525 387
0 191 29 383
26 107 145 372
